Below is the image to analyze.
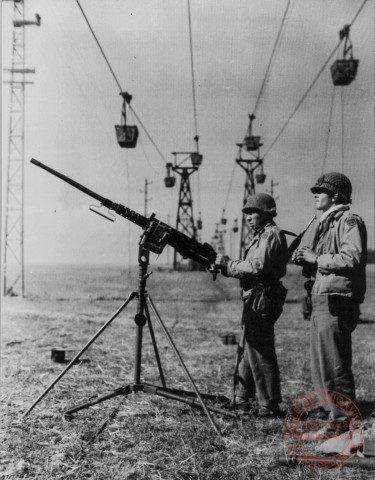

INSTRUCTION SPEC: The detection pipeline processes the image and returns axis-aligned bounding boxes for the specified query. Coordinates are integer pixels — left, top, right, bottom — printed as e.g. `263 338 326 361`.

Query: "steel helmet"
311 172 352 200
242 193 277 217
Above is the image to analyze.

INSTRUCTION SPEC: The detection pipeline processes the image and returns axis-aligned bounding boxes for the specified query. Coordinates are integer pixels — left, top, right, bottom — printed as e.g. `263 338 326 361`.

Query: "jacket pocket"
244 282 287 319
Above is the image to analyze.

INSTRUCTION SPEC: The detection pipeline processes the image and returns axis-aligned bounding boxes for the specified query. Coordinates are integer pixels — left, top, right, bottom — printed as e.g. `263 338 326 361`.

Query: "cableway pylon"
236 114 266 257
169 139 203 270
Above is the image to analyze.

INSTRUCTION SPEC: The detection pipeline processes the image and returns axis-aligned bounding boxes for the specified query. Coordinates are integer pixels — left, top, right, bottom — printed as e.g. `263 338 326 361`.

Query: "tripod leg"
23 292 137 418
64 385 134 415
147 295 222 437
144 299 166 388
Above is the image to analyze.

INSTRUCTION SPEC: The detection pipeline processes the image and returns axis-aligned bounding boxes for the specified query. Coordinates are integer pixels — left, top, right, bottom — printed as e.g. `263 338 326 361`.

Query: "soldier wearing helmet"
292 172 367 435
215 193 288 417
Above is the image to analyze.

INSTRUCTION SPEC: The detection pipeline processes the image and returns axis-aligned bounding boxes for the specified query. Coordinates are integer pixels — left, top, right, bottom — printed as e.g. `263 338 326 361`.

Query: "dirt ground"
1 263 375 479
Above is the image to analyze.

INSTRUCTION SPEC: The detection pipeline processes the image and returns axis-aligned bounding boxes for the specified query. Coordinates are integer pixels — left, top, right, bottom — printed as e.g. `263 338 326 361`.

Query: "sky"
2 0 374 269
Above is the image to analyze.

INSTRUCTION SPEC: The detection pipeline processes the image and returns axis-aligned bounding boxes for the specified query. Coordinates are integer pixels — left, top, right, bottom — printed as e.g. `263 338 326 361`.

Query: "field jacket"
227 222 288 299
310 208 367 303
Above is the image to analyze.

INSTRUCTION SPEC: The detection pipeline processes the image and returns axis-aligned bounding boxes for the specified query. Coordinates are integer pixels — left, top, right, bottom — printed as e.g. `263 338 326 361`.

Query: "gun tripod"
23 246 235 436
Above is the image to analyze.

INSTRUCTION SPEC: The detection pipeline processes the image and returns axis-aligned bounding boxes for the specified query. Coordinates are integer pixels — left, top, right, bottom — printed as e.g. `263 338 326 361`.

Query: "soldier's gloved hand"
215 254 231 277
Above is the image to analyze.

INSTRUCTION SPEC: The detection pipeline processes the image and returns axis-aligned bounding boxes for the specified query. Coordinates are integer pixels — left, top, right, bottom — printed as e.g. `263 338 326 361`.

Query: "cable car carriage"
330 25 359 86
115 92 139 148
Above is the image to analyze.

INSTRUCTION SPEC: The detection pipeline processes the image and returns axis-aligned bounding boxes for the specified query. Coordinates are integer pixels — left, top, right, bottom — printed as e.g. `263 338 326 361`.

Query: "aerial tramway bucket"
330 24 359 86
164 163 176 187
115 91 139 148
256 173 266 184
115 125 139 148
191 153 203 167
330 59 359 86
164 176 176 188
221 209 227 225
245 136 261 151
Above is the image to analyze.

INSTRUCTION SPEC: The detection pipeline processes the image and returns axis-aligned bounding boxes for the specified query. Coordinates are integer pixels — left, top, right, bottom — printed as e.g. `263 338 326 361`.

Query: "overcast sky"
2 0 374 267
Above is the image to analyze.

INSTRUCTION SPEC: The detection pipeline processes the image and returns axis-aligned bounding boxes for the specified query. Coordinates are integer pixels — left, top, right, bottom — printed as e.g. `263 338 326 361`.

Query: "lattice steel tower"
236 114 266 257
2 0 41 296
166 148 202 270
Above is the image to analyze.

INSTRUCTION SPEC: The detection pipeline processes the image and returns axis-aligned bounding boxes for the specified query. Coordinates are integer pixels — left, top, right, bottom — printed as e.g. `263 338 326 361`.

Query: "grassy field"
1 263 375 479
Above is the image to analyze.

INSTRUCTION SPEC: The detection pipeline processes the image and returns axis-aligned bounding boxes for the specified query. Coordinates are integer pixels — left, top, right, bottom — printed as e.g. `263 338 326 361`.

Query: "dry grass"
1 264 375 479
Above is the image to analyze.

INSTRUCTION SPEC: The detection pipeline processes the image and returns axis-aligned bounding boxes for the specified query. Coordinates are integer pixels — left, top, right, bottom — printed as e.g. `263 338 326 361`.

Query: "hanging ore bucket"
164 163 176 187
330 24 359 86
221 209 227 225
115 125 139 148
164 176 176 187
197 212 203 230
245 135 262 151
191 153 203 167
233 219 239 233
115 91 139 148
330 59 359 86
256 172 266 184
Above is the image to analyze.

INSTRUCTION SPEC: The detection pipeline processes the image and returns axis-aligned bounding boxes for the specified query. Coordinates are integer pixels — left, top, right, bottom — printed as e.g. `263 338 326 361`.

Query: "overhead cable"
76 0 167 163
321 84 336 174
253 0 293 116
187 0 199 140
76 0 123 92
222 161 237 214
264 0 369 159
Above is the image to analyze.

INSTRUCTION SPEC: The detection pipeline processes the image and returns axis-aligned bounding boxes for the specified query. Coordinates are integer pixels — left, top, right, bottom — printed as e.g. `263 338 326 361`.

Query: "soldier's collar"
253 221 274 237
319 205 349 224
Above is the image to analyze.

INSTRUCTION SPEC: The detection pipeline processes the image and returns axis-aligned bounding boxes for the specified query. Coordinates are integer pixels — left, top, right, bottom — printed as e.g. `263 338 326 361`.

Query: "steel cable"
187 0 199 140
321 85 336 174
253 0 293 116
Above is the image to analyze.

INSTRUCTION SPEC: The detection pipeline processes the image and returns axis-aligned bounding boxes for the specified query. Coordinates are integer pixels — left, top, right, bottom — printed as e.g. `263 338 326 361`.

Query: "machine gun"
30 159 217 275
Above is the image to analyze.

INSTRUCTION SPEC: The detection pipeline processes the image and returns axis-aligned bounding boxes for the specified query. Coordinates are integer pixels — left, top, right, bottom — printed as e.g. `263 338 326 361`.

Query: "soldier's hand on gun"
214 254 231 277
292 246 317 265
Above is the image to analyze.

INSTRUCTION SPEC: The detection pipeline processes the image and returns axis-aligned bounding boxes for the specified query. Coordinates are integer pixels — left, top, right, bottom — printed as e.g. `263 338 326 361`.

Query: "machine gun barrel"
30 159 217 272
30 158 149 229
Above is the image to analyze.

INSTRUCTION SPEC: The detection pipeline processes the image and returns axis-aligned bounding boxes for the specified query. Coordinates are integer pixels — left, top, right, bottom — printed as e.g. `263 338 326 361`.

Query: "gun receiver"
30 159 217 274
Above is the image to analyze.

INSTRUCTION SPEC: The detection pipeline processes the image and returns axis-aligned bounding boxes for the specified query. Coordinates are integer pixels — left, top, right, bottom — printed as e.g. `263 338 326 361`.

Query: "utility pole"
2 0 41 297
267 179 279 199
236 114 266 257
140 178 152 217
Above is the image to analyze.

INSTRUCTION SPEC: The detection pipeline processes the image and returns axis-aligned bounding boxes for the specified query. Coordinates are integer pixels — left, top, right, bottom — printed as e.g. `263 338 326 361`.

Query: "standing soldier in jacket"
292 172 367 434
216 193 288 417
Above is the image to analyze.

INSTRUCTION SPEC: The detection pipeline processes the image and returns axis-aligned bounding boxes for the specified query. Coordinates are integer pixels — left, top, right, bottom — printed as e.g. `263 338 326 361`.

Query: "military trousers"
235 305 281 407
310 294 359 419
